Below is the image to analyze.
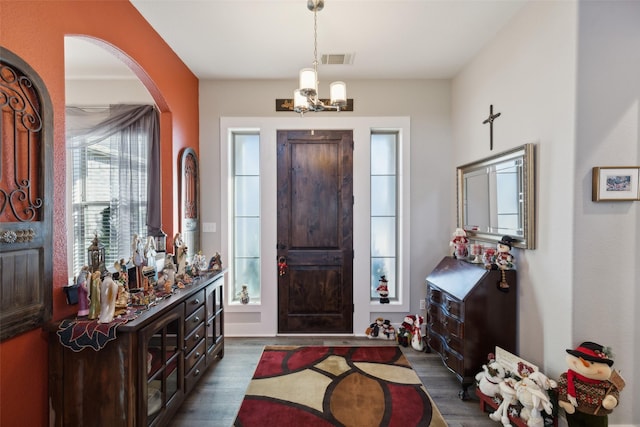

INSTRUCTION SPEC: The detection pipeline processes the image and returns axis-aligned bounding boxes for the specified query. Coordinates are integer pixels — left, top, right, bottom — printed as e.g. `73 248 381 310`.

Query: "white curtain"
66 105 160 272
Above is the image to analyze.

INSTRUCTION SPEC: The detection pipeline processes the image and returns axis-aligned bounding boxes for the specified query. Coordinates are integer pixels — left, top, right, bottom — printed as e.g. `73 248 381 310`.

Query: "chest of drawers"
425 257 517 399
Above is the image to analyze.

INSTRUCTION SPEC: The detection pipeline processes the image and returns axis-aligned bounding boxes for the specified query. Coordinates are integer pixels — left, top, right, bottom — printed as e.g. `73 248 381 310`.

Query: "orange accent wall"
0 1 199 425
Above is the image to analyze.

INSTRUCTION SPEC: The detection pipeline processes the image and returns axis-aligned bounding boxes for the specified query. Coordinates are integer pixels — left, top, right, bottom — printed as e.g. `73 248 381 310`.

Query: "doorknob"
278 256 288 276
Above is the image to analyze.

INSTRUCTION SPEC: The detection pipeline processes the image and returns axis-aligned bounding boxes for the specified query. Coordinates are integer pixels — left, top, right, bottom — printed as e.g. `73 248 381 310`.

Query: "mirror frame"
457 143 536 249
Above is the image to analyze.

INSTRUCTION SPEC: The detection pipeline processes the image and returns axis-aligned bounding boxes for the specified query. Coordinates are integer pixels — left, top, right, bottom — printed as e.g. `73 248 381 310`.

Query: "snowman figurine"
557 341 625 427
376 276 390 304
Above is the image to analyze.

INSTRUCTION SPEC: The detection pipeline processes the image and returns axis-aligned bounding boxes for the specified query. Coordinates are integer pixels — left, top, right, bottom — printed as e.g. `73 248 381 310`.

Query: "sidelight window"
231 132 261 303
370 132 398 300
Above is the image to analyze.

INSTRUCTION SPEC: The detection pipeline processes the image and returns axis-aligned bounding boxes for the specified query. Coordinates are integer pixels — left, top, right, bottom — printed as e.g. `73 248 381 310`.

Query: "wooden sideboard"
425 257 516 399
48 270 225 427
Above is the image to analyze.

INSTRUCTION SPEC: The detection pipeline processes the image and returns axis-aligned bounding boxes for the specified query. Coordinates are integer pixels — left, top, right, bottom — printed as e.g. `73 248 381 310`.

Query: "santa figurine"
376 275 390 304
450 228 469 259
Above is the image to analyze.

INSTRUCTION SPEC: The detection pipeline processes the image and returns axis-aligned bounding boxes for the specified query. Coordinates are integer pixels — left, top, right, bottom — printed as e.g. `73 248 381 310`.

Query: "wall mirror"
457 143 536 249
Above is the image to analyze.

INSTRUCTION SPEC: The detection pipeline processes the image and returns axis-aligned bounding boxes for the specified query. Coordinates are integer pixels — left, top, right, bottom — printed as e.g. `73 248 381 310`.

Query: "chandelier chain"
313 7 319 73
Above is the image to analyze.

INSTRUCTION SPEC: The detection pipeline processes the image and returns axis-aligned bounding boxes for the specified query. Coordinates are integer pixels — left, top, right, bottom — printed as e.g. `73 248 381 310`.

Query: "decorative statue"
192 251 208 273
176 244 188 276
88 270 102 320
239 285 250 304
164 256 176 286
145 236 157 271
209 252 223 272
173 233 185 264
98 272 118 324
132 234 145 267
76 266 91 317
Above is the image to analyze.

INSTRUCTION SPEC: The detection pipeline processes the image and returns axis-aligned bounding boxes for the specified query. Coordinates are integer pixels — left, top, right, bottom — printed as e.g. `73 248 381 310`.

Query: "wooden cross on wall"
482 104 501 150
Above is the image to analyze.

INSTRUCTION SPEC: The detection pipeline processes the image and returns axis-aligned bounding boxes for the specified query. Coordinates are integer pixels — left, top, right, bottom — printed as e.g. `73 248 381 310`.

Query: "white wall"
199 79 453 335
453 0 577 381
454 1 638 424
65 79 152 105
573 2 640 424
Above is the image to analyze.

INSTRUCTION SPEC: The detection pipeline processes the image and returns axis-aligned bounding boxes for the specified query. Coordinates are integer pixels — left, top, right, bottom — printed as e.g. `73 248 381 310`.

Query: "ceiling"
64 0 527 81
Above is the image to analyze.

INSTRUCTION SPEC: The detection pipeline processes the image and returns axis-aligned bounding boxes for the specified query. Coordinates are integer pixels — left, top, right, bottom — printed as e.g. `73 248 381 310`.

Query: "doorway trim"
220 116 411 337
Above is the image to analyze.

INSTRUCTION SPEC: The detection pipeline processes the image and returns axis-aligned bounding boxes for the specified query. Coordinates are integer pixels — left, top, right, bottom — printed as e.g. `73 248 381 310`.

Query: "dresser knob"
195 352 200 358
193 299 200 305
194 369 200 376
194 317 200 323
195 334 200 340
443 319 448 327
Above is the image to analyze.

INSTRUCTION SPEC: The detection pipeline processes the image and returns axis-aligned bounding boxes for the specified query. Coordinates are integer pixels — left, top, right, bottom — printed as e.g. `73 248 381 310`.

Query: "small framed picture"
592 166 640 201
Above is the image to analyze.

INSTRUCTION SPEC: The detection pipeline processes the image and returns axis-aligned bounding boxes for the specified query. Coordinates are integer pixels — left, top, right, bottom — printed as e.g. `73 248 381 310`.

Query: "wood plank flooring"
169 337 497 427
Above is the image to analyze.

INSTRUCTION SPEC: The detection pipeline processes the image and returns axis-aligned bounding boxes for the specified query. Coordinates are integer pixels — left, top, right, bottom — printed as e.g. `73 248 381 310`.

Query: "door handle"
278 256 288 276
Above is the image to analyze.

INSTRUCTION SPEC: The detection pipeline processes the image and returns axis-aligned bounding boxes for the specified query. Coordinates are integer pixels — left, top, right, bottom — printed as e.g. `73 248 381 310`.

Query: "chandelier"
294 0 347 115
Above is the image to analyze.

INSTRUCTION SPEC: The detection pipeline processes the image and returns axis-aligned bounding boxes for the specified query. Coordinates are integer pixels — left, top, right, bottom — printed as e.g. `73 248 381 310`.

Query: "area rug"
233 345 448 427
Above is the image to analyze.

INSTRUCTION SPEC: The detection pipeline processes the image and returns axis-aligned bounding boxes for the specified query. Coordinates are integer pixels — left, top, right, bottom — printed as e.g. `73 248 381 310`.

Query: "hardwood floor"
170 337 497 427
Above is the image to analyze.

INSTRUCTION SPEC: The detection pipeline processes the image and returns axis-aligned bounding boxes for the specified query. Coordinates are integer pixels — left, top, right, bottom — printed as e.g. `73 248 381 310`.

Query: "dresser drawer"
185 339 206 373
443 295 463 320
185 289 205 316
185 354 206 393
185 305 205 337
184 322 205 354
427 333 443 355
443 348 464 374
428 286 443 305
445 333 464 355
441 313 463 338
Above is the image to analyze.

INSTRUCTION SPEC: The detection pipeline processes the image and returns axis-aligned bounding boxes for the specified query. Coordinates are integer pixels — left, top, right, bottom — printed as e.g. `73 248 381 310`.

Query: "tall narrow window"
232 132 261 303
66 105 156 276
370 132 398 300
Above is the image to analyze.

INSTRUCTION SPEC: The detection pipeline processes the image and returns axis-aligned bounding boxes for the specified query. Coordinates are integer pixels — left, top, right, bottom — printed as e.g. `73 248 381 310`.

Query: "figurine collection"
72 232 223 321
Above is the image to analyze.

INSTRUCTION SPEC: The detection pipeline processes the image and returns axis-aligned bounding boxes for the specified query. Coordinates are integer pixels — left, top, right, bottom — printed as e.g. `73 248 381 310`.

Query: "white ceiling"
64 0 527 81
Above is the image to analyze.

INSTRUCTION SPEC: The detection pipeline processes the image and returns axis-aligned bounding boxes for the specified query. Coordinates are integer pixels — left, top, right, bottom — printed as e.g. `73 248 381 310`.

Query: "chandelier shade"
330 81 346 107
293 0 347 115
299 68 318 97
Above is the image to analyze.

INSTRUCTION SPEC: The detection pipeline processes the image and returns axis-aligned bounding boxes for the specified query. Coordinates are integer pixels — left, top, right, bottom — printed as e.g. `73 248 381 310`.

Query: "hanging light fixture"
294 0 347 115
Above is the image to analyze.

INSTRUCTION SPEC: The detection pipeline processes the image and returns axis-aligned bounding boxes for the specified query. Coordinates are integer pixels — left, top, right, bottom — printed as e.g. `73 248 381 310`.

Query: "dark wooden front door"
277 130 353 334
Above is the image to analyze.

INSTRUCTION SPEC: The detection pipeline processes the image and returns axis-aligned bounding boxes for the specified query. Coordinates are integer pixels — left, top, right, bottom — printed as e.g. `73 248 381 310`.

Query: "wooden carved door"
276 130 353 334
0 47 53 341
180 148 199 260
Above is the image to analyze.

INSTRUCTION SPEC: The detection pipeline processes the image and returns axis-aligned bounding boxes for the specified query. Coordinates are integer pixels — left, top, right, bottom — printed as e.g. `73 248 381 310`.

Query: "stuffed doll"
475 354 506 398
489 377 519 426
397 315 414 347
382 319 395 340
365 317 384 338
557 342 625 427
516 371 557 427
450 228 469 259
410 315 425 351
